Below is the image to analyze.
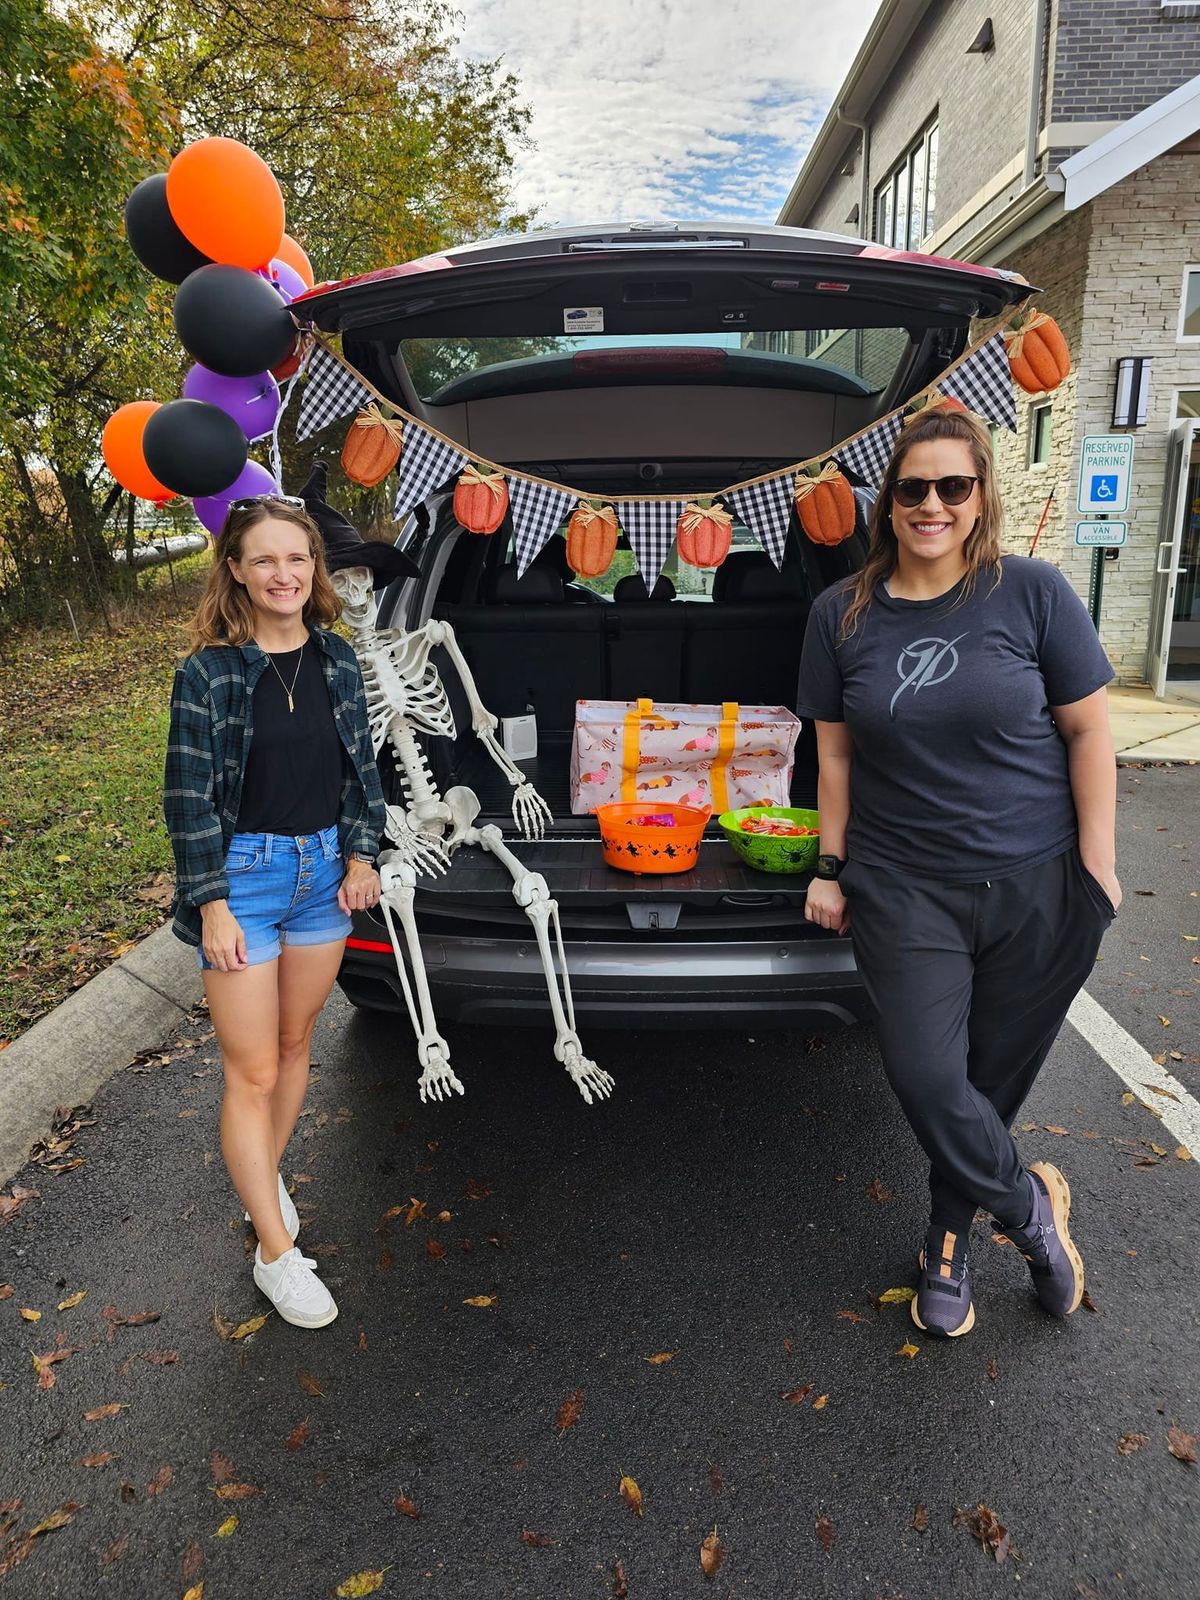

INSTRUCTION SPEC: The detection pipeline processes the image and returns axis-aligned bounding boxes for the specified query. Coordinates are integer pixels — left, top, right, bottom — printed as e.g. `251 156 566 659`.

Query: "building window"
874 121 938 249
1179 268 1200 339
1029 402 1053 465
1176 390 1200 417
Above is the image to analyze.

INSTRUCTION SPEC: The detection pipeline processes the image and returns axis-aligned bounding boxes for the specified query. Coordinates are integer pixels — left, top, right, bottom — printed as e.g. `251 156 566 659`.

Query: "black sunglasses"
228 493 307 512
891 475 980 508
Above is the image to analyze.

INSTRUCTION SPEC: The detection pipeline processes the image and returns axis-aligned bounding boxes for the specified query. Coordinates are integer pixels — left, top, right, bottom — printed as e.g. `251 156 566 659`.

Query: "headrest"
492 564 564 604
711 551 799 602
612 573 676 602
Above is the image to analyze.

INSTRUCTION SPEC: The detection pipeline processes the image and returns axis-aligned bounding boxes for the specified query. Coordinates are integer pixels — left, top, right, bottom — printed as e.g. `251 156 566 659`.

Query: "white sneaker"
244 1173 300 1241
253 1244 338 1329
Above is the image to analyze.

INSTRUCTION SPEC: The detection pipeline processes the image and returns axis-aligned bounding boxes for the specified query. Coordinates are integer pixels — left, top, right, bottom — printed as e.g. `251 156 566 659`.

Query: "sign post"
1077 437 1135 631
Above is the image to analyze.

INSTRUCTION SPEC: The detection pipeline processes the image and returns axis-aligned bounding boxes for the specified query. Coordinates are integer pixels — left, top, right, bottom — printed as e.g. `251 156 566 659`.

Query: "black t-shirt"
796 556 1113 882
235 642 343 835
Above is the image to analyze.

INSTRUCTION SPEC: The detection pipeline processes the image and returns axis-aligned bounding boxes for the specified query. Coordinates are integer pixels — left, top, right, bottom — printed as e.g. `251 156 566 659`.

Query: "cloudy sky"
453 0 879 229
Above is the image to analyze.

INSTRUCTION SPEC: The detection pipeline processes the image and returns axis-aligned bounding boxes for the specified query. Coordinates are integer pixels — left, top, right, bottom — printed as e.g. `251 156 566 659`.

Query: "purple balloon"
182 363 280 442
268 259 307 304
192 458 281 537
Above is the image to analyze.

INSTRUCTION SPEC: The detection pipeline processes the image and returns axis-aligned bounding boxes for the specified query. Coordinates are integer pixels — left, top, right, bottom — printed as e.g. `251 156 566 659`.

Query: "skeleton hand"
418 1041 465 1103
512 782 552 841
382 807 451 878
559 1041 615 1105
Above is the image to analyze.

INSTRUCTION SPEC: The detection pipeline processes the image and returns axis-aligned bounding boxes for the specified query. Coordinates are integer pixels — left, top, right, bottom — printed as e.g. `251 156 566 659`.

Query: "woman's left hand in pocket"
338 859 381 915
1084 857 1122 914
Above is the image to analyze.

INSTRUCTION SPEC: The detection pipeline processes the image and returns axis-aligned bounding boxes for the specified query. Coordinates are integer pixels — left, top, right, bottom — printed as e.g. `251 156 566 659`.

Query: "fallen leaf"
437 1210 452 1222
425 1239 446 1261
836 1309 867 1323
213 1483 261 1500
120 1483 136 1504
394 1493 421 1519
878 1287 916 1305
404 1197 427 1227
1043 1125 1069 1136
466 1178 493 1200
358 1328 368 1352
912 1503 928 1533
1177 1147 1193 1161
56 1291 87 1312
101 1306 160 1341
335 1571 386 1597
100 1532 130 1565
214 1308 271 1341
31 1345 81 1390
781 1385 813 1405
1167 1426 1198 1465
183 1586 204 1600
0 1285 11 1299
285 1421 310 1452
866 1176 893 1203
146 1464 173 1497
520 1530 555 1547
19 1308 41 1322
613 1561 628 1597
556 1389 584 1434
812 1394 829 1410
183 1539 204 1580
77 1452 115 1468
708 1464 724 1494
1145 1083 1180 1101
215 1516 239 1537
1117 1432 1148 1455
296 1369 325 1398
700 1526 724 1577
644 1351 676 1365
1121 1092 1135 1105
209 1450 236 1484
953 1502 1013 1563
986 1359 1000 1381
619 1476 643 1518
0 1186 39 1226
815 1514 835 1553
0 1501 22 1516
1158 1016 1171 1027
1081 1290 1098 1313
463 1295 495 1308
122 1348 177 1369
378 1247 395 1270
29 1502 80 1536
896 1342 920 1359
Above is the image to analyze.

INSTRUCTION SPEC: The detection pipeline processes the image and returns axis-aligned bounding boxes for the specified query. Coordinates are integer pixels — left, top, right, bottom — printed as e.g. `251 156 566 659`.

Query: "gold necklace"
264 642 304 713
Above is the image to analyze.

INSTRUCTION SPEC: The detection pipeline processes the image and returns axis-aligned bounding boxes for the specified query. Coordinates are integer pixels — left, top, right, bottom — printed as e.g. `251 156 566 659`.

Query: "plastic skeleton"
330 565 614 1107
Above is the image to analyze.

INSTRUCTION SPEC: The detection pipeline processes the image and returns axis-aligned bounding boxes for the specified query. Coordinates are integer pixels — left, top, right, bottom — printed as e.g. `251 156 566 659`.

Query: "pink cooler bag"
570 698 801 816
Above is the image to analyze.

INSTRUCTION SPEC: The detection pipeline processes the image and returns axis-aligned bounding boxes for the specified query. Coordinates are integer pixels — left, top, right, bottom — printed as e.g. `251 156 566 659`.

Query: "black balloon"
142 399 249 498
173 264 297 379
124 174 212 284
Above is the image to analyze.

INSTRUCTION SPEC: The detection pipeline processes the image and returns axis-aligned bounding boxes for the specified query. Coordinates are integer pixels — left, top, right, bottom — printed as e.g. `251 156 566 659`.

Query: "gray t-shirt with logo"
796 556 1113 881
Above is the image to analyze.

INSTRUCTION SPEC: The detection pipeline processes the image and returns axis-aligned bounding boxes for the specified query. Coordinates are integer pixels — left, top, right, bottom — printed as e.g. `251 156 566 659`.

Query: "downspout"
837 103 871 238
1023 0 1050 188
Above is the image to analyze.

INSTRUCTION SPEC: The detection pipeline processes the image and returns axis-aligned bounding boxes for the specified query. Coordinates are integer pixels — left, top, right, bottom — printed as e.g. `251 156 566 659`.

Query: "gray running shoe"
1000 1163 1084 1317
912 1227 975 1339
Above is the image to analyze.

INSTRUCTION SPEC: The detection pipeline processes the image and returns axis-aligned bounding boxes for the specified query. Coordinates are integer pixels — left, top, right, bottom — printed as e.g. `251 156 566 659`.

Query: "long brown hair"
839 408 1003 641
189 501 340 652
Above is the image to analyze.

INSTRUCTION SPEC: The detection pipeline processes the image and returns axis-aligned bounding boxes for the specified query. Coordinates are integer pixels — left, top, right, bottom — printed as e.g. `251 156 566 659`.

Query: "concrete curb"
0 923 202 1182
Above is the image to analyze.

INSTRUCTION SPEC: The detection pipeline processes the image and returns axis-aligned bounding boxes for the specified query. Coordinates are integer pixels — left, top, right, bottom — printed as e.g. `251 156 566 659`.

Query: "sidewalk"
1108 682 1200 763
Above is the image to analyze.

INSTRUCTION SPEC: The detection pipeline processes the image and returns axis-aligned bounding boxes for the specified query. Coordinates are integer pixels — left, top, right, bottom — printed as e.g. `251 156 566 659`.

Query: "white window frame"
1028 401 1053 467
874 119 939 250
1171 386 1200 418
1177 265 1200 341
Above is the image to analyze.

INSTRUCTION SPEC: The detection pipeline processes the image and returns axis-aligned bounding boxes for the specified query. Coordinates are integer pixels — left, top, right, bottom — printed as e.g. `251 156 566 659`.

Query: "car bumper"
338 932 869 1029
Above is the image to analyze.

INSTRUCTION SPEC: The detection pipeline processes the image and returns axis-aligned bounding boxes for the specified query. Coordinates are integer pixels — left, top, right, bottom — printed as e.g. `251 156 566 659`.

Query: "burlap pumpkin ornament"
793 461 855 546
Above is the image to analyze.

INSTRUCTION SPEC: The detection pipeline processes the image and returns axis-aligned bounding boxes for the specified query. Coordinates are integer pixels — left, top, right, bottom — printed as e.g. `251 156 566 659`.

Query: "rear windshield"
402 327 910 402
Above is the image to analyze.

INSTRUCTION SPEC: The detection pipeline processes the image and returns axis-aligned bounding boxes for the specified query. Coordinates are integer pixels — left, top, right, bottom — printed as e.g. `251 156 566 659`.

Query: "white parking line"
1069 988 1200 1156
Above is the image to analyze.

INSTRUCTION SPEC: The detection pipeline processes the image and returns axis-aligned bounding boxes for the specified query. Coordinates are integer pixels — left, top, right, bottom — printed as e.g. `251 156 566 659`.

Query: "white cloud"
453 0 878 229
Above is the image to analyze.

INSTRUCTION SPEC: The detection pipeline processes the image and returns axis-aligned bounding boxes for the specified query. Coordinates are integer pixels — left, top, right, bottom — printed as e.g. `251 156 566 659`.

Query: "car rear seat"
684 551 810 705
606 573 685 702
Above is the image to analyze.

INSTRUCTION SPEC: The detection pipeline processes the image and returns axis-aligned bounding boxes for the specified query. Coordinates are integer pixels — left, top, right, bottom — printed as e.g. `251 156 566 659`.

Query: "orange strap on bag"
620 698 672 802
710 702 739 814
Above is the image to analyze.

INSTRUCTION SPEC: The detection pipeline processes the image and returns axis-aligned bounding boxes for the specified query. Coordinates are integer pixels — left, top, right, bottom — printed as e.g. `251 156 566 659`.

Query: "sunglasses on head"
891 475 980 508
228 493 307 512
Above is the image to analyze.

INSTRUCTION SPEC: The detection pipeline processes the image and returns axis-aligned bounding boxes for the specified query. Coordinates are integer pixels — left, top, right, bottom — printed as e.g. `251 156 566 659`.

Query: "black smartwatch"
814 854 847 881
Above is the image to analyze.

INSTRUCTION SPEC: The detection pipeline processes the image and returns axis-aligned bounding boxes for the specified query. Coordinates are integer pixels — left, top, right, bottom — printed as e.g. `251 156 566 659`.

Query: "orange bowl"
594 802 711 875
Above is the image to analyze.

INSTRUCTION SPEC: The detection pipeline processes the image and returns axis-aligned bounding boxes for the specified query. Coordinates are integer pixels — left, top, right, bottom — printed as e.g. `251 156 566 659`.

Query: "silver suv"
297 224 1028 1030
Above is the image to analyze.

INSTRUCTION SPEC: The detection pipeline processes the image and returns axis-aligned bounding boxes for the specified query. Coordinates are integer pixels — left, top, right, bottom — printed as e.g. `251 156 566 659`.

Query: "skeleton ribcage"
361 629 457 757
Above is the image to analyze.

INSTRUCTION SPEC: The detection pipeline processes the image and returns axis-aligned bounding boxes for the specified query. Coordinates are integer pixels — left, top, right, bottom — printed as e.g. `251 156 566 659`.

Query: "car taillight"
572 348 728 376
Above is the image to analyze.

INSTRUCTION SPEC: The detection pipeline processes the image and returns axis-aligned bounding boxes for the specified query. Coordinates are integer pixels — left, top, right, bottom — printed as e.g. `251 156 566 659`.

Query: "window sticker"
564 306 604 333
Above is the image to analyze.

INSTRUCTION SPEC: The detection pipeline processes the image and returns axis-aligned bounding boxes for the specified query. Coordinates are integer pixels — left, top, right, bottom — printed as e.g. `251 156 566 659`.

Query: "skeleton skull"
331 565 376 629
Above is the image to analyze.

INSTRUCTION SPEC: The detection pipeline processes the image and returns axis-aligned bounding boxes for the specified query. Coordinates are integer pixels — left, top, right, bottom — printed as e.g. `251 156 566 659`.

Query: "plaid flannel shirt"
164 628 385 947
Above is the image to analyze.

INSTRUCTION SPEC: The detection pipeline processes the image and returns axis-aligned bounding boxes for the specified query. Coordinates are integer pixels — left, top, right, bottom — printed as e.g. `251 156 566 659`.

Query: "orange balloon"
270 341 304 382
165 138 285 271
276 233 314 290
102 402 173 502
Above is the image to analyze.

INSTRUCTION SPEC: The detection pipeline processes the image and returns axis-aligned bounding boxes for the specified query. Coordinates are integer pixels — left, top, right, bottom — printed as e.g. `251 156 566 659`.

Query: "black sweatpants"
841 844 1114 1235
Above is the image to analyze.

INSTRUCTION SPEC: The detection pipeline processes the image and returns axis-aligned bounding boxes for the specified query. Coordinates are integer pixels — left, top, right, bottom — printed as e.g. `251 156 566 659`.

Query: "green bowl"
718 806 821 874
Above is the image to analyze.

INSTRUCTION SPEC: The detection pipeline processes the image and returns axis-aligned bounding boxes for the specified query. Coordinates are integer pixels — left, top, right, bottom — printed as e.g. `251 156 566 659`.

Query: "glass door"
1149 419 1199 696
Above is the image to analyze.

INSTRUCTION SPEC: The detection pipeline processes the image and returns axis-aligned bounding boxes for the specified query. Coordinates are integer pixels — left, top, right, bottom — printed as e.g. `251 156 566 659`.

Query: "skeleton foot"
558 1039 615 1105
417 1041 465 1104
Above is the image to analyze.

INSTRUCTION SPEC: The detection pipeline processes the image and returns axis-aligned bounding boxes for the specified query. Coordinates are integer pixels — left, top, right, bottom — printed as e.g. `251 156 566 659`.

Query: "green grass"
0 553 211 1044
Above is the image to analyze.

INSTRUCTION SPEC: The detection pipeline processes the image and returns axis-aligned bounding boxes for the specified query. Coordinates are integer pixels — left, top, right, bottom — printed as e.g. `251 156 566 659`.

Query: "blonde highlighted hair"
189 501 340 652
839 407 1003 641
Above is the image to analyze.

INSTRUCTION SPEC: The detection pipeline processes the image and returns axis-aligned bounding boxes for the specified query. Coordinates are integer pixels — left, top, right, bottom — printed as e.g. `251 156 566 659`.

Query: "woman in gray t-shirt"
798 407 1118 1341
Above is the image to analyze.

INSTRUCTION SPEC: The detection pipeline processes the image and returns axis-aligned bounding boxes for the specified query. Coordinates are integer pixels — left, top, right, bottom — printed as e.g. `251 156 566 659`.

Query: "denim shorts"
197 824 351 970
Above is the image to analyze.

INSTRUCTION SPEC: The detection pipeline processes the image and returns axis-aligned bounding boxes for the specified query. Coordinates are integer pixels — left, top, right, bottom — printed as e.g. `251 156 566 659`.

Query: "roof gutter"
837 104 871 236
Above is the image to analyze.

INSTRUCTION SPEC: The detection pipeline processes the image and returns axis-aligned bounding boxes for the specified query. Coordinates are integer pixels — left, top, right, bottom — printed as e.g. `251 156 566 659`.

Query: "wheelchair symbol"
1090 473 1118 503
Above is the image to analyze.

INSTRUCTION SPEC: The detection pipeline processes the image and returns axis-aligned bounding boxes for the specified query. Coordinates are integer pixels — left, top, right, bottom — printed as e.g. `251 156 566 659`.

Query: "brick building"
777 0 1200 690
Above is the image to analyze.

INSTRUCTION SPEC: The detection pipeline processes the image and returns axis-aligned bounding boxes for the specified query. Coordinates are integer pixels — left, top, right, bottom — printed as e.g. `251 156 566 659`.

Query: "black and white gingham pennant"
941 332 1017 431
619 500 687 593
295 346 372 441
391 422 469 518
510 479 577 575
723 473 794 569
833 414 903 489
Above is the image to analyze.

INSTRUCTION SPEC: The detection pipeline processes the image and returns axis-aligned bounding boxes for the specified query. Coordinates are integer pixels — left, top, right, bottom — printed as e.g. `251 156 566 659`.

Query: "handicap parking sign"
1078 436 1133 514
1089 474 1119 503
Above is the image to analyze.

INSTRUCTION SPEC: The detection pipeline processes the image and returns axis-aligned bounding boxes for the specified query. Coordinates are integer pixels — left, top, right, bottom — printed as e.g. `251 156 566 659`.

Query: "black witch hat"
299 461 421 589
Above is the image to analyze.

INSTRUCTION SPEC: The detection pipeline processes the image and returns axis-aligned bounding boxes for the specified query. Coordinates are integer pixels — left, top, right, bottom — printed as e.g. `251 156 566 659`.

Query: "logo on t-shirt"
890 633 968 717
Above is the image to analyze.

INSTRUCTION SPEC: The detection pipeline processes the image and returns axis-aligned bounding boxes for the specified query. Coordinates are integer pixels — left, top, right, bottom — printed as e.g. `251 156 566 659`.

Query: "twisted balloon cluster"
102 138 317 533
